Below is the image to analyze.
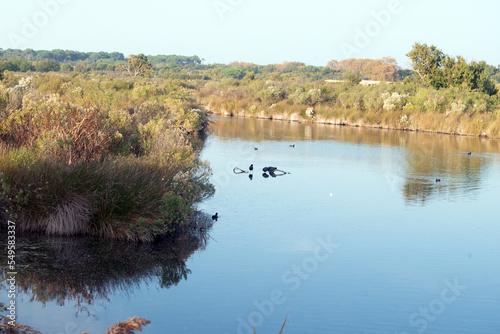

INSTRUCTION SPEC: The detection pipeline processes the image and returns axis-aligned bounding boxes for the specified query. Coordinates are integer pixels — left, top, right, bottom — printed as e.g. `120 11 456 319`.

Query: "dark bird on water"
249 174 253 180
435 179 441 182
262 173 269 178
468 152 472 155
254 147 258 150
249 164 253 171
289 144 295 148
263 166 277 172
212 212 218 221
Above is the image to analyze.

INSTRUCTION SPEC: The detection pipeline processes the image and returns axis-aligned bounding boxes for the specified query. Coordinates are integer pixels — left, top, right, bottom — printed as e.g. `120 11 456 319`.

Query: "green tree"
406 43 445 88
125 54 153 77
407 43 498 95
222 67 244 79
1 59 20 72
442 55 470 88
60 63 73 71
343 72 361 85
35 59 60 72
469 61 498 95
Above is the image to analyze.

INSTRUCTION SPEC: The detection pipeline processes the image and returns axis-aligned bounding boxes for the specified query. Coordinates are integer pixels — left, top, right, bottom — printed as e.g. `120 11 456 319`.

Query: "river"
4 116 500 333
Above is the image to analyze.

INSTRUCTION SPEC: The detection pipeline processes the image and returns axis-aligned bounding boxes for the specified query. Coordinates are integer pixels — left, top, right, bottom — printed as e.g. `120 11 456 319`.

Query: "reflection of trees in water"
402 135 489 204
212 116 500 150
0 212 213 312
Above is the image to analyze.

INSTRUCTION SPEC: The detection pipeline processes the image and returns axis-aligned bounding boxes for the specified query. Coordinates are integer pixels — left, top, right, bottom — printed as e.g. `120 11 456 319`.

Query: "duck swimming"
262 166 277 172
212 212 218 221
249 164 253 171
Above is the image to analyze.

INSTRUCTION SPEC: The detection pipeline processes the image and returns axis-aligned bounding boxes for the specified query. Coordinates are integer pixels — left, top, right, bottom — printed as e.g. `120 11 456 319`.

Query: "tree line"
1 46 499 95
0 48 125 62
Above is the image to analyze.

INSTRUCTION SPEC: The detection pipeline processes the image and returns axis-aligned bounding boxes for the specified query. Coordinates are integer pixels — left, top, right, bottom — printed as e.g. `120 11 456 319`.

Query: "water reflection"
0 212 213 312
402 144 487 205
212 117 500 151
212 116 498 204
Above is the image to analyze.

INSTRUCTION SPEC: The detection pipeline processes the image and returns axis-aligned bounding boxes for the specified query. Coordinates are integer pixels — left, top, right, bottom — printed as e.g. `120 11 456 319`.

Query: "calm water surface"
5 116 500 333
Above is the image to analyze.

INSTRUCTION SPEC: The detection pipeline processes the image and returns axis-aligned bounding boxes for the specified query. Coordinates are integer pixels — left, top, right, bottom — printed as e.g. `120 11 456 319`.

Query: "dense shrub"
0 73 214 241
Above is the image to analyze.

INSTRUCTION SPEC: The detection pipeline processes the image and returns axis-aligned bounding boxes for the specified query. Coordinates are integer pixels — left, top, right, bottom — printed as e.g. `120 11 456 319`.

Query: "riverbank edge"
205 106 500 140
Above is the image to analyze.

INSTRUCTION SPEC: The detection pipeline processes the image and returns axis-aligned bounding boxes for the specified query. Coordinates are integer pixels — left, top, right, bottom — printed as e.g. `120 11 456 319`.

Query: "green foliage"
406 43 445 87
35 59 61 72
124 54 153 77
343 72 362 85
407 43 498 96
0 59 35 72
148 54 202 66
60 63 73 71
0 48 125 63
160 192 192 225
0 72 214 241
222 67 244 79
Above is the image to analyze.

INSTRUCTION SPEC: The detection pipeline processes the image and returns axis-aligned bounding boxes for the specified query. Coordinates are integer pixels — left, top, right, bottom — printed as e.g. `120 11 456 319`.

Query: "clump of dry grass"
43 195 92 235
0 318 42 334
105 317 151 334
0 150 212 241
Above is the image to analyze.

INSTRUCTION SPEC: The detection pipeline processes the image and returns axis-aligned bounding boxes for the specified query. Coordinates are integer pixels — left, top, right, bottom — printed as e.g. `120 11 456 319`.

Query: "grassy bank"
199 78 500 138
0 72 214 241
2 47 500 138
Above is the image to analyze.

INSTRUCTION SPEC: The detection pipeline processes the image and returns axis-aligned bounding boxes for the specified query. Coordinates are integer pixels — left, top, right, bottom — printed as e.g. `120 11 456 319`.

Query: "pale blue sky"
1 0 499 68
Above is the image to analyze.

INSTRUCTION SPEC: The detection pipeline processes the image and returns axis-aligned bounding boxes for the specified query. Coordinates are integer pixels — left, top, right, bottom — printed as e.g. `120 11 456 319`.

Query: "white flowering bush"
382 92 407 111
305 107 315 119
265 82 284 102
7 76 34 109
399 114 410 127
446 100 466 115
308 88 321 105
291 88 322 105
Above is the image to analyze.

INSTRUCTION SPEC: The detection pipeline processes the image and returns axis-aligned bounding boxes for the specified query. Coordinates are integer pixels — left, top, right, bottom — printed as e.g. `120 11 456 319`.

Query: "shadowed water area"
2 116 500 333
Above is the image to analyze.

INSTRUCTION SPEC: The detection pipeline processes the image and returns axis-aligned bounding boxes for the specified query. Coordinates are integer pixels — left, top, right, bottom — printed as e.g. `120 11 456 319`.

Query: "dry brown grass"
105 317 151 334
43 195 92 235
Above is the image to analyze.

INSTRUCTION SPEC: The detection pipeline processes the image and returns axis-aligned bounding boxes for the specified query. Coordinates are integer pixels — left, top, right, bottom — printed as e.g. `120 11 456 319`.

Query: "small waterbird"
289 144 295 148
263 166 277 172
212 212 218 221
435 179 441 182
254 147 258 150
249 164 253 171
468 152 472 155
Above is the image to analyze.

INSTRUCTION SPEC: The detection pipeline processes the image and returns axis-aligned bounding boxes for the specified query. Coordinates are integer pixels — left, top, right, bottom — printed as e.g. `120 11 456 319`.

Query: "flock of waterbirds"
213 148 475 220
